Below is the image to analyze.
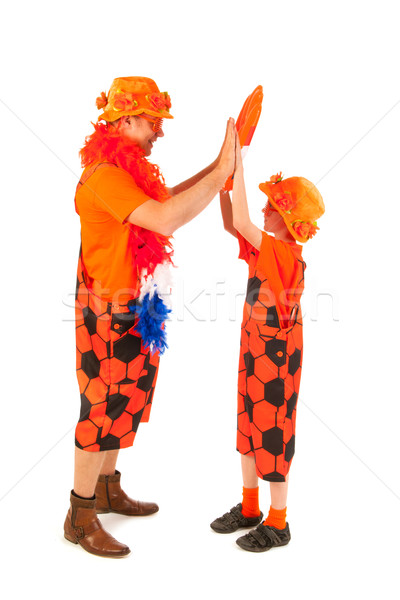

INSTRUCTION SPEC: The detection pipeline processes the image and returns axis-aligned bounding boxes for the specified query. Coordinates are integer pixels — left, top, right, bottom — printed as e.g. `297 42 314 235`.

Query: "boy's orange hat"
259 174 325 243
96 76 173 122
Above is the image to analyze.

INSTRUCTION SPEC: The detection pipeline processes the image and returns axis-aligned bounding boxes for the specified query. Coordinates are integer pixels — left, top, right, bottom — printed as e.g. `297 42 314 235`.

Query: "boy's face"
263 201 295 241
263 202 283 233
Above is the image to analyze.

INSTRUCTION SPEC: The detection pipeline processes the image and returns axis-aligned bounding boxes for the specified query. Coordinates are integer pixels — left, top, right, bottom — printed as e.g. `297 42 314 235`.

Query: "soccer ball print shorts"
74 251 160 452
237 316 303 482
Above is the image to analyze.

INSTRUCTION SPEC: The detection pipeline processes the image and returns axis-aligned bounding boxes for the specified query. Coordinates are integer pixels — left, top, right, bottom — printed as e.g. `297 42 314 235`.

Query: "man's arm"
166 124 231 196
231 130 262 250
166 160 218 196
219 190 237 238
127 119 235 236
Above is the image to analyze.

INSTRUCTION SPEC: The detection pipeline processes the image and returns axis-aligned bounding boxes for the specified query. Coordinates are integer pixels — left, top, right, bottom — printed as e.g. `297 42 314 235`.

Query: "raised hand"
216 118 236 181
234 129 244 174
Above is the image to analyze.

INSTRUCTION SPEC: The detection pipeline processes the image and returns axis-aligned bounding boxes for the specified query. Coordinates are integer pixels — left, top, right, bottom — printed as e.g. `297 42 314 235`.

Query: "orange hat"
259 173 325 243
96 76 173 122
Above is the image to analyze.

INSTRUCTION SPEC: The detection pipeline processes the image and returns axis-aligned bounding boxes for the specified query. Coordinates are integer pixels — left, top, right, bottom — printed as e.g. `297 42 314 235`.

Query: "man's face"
120 115 164 156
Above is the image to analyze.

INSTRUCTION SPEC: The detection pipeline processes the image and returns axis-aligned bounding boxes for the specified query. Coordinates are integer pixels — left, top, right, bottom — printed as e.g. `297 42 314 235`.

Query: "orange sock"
263 506 287 529
241 486 260 518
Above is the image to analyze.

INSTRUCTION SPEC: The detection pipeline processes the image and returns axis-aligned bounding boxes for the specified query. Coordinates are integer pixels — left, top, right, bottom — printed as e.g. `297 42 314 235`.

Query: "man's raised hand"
216 118 236 181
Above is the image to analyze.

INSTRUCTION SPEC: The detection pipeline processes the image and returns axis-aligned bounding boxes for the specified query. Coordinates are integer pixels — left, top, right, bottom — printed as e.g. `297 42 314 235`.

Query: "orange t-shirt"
238 230 305 326
75 165 151 303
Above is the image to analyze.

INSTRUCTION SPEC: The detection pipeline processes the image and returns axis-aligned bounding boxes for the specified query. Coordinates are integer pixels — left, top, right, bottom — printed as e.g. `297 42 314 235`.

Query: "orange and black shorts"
237 315 303 482
74 252 160 452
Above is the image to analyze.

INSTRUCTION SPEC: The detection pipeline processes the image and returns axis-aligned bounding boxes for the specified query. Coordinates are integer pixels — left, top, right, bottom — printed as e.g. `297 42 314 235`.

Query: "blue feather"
129 292 171 355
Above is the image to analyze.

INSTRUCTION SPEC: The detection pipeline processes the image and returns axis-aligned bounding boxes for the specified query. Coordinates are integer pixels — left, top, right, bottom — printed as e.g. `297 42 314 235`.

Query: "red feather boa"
80 122 173 278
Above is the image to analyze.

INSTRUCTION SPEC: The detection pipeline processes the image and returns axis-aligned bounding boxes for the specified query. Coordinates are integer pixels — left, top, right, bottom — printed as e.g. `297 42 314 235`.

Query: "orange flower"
96 91 108 110
149 93 168 111
308 222 319 238
163 92 172 110
269 172 283 183
113 93 127 110
113 92 138 111
274 192 296 212
292 220 319 239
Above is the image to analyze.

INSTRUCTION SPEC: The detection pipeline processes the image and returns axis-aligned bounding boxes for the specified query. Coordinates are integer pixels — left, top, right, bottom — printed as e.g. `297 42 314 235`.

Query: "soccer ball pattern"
74 252 160 452
237 249 305 482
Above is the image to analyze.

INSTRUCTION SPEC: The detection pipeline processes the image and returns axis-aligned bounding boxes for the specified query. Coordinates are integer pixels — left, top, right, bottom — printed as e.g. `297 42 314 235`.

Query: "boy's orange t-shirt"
238 230 305 325
75 165 151 303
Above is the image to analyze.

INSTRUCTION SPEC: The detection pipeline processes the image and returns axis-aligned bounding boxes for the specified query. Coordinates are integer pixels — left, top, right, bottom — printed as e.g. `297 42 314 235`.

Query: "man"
64 76 235 557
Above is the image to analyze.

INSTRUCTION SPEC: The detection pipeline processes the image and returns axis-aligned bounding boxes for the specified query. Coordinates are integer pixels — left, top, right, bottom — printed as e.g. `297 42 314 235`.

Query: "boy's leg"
241 454 258 488
235 475 290 552
210 454 263 532
269 475 289 510
240 455 260 518
263 475 289 530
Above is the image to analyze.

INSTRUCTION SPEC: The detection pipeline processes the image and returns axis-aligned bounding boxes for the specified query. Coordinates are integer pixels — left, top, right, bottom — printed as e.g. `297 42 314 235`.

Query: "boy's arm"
219 190 237 238
231 131 262 250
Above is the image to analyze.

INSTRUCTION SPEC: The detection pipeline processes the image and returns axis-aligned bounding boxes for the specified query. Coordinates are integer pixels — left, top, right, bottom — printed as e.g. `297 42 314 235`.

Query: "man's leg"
65 447 130 557
94 449 159 517
73 448 120 497
100 449 119 476
74 447 106 498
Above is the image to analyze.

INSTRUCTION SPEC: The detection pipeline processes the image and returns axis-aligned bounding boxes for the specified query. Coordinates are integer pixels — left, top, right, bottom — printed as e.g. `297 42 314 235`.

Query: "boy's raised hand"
234 129 244 174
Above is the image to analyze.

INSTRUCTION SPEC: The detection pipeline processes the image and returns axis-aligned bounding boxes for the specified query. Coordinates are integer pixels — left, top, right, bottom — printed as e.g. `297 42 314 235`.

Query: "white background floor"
1 1 399 598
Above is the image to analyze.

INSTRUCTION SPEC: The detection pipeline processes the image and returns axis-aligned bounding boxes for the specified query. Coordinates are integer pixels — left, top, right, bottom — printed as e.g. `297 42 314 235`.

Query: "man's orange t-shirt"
238 230 305 326
75 165 151 303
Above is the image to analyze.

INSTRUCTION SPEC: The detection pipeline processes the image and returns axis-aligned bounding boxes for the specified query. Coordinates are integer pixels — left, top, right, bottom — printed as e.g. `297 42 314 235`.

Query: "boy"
211 133 324 552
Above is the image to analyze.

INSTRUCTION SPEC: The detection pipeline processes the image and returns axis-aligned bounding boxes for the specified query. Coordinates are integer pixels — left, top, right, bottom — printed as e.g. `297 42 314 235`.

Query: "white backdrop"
1 0 399 598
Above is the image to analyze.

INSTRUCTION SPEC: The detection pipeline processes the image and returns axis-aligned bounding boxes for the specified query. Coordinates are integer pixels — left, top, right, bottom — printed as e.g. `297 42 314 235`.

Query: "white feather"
138 261 173 308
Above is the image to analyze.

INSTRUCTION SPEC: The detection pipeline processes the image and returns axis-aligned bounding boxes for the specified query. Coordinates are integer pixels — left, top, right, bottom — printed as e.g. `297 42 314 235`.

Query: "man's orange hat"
259 174 325 243
96 76 173 122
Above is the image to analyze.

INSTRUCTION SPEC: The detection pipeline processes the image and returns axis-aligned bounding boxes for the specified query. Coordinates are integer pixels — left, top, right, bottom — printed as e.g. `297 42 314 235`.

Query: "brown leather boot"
95 470 159 516
64 491 131 558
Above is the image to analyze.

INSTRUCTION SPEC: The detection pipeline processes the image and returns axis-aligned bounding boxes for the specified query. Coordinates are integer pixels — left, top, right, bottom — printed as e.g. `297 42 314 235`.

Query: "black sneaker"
236 522 291 552
210 503 263 534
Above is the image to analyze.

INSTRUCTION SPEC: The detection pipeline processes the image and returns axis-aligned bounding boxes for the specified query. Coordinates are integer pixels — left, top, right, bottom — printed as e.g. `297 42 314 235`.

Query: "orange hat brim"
98 108 174 122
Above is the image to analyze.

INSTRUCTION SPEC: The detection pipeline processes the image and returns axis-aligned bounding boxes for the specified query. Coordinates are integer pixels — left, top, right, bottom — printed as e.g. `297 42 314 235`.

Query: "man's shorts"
74 252 160 452
236 315 303 482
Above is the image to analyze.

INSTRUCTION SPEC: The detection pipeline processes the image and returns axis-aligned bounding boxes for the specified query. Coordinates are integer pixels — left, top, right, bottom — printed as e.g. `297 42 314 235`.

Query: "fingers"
234 129 243 170
219 118 235 160
225 117 235 147
223 117 234 141
222 120 236 156
217 118 237 181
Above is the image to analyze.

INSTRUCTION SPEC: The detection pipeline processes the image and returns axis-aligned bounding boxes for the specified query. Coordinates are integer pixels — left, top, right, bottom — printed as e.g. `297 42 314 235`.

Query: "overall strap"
74 162 118 213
